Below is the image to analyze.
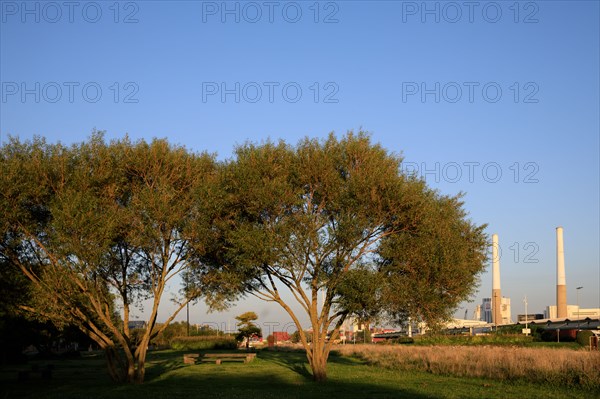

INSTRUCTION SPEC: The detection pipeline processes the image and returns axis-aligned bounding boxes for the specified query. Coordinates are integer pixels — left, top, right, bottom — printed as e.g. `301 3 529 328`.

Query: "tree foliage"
335 266 384 333
235 311 261 349
0 131 487 384
0 133 235 383
214 132 487 381
378 192 488 329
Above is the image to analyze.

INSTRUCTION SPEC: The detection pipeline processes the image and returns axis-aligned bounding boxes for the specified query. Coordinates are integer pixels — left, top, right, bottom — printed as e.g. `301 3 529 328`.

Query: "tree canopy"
0 133 235 382
235 311 261 349
214 132 488 381
0 131 487 383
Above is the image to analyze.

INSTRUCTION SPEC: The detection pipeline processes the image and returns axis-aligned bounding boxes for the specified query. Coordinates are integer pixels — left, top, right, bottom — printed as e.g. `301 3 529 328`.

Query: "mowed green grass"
1 349 596 399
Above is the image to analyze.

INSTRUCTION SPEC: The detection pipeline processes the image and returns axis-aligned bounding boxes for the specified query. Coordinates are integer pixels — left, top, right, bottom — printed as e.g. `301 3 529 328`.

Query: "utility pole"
186 273 190 337
523 296 529 336
576 286 583 329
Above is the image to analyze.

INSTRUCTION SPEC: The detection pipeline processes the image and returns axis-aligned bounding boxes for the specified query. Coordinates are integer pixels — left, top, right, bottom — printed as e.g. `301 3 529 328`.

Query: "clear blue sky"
1 1 598 330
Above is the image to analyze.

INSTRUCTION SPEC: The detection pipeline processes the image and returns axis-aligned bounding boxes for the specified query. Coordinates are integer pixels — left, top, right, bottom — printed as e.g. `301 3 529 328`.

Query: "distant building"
474 305 481 321
481 297 511 324
339 316 361 342
576 308 600 318
517 314 544 322
545 306 600 319
272 331 290 342
128 320 147 330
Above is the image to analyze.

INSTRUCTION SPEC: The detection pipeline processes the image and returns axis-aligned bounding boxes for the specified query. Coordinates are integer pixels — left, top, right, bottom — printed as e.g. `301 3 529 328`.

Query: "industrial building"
472 228 598 327
544 306 600 320
383 228 599 334
480 297 512 325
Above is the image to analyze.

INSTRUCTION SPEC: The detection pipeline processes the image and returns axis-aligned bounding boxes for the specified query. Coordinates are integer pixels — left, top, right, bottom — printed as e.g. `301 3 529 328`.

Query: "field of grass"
336 344 600 391
1 348 598 399
405 334 583 348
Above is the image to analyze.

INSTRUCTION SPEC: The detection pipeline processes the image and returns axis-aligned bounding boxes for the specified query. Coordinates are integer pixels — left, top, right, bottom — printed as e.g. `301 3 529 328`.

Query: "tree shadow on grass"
143 366 437 399
255 349 366 380
4 350 548 399
254 350 312 379
138 350 438 398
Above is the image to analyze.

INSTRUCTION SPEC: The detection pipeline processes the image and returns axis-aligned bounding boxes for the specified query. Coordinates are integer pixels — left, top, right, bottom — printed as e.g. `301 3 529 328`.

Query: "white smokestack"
556 227 567 318
492 234 502 325
492 234 500 290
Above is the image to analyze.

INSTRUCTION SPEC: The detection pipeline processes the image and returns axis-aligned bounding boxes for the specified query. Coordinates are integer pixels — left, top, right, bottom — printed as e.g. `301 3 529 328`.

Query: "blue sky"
1 1 598 330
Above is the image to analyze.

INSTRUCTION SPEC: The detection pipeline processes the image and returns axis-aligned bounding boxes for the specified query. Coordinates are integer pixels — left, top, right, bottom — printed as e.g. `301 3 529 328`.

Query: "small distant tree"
152 321 189 346
290 331 301 344
235 312 261 349
193 325 221 336
290 330 312 344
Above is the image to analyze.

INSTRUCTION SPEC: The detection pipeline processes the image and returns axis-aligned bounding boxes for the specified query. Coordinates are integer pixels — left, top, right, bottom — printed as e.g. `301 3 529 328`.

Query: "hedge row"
576 330 595 347
170 335 237 350
411 334 535 346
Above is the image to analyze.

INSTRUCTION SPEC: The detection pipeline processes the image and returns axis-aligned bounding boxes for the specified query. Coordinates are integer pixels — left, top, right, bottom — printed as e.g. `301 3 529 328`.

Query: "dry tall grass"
335 344 600 389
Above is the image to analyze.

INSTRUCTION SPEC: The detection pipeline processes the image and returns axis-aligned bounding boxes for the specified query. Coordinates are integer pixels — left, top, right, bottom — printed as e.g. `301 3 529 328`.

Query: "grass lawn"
1 349 596 399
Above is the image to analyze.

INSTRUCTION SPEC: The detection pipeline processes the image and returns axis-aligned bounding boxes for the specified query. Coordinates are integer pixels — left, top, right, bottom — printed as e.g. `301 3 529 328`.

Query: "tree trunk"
308 349 328 382
135 345 148 384
307 340 329 382
104 343 145 384
104 346 125 382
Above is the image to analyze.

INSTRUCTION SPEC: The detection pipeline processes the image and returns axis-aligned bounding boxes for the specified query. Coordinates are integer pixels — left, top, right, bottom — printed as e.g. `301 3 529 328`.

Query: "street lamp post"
576 286 583 328
523 296 529 336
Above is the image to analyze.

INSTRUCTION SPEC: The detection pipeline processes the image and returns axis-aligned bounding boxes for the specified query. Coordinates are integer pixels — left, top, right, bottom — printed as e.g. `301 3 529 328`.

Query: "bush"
411 334 534 346
170 336 237 351
540 329 577 342
389 337 414 344
576 330 594 347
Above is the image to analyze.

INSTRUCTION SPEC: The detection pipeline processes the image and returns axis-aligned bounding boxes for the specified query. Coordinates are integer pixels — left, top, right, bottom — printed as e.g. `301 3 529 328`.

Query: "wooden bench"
200 353 256 365
183 353 200 365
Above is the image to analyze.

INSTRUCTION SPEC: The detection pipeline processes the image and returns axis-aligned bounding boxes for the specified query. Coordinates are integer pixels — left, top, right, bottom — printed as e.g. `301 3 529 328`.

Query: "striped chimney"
492 234 502 325
556 227 567 318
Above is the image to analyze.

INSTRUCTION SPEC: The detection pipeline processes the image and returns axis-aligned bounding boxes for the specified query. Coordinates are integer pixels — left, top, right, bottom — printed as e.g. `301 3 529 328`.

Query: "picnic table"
183 352 256 365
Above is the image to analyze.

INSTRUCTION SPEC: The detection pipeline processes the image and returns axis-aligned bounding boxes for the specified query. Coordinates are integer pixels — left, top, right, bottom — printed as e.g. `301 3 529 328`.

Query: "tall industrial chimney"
556 227 567 318
492 234 502 325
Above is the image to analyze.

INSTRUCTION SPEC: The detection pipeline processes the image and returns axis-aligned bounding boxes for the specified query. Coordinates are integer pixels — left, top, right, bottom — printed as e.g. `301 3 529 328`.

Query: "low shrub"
170 335 237 351
389 337 414 344
540 329 577 342
412 334 534 346
576 330 595 347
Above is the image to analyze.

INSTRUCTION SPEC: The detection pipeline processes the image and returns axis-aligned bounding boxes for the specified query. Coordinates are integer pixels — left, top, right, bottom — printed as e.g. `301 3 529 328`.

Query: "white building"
481 297 512 325
545 305 600 319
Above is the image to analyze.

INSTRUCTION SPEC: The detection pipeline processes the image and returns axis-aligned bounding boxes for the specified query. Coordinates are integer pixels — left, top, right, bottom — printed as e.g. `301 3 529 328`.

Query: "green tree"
290 330 312 344
216 132 487 381
151 321 188 347
235 311 261 349
336 267 384 343
0 133 235 383
378 192 488 330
